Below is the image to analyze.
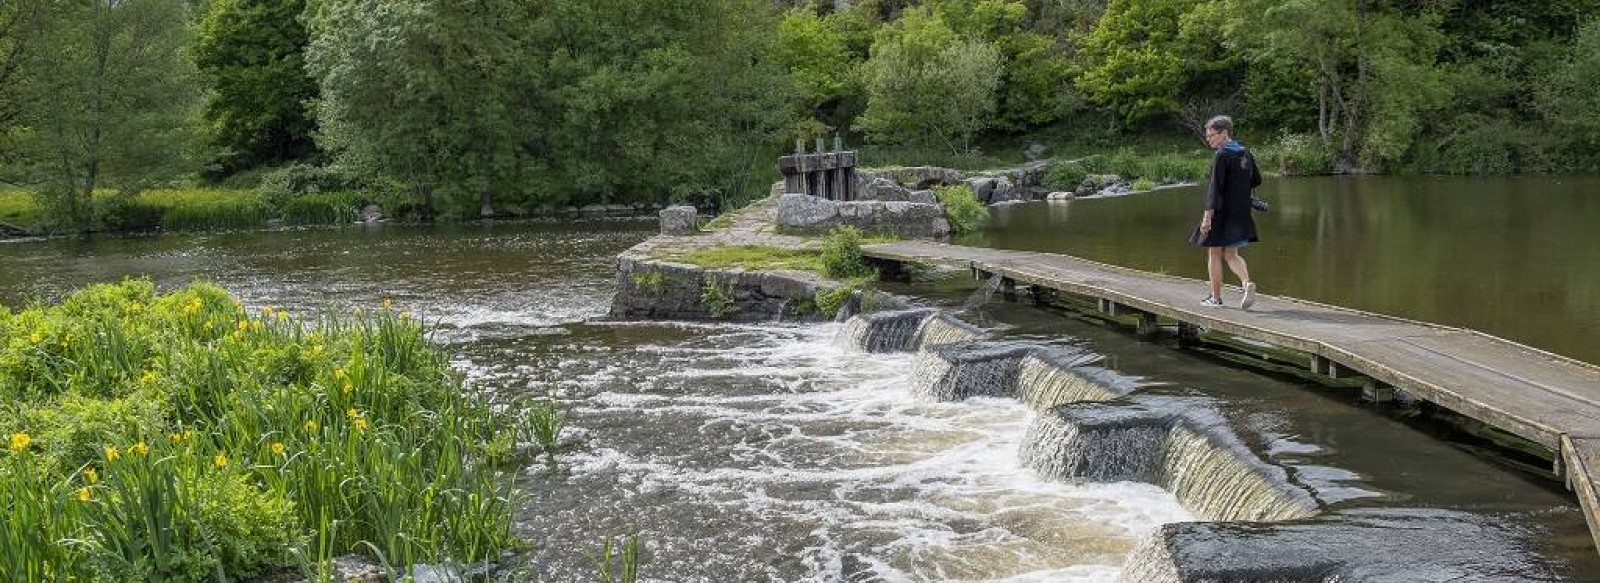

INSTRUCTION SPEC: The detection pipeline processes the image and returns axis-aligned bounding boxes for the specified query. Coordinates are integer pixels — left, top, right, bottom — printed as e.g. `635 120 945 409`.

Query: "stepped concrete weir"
1121 508 1562 582
835 308 984 353
1022 397 1320 523
905 340 1134 405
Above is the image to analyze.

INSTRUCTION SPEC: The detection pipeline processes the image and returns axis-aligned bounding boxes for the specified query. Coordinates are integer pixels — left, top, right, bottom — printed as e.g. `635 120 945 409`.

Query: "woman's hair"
1206 115 1233 135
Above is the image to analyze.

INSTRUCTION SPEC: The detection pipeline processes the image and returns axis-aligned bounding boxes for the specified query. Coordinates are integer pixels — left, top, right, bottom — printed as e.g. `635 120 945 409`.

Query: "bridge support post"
1363 379 1397 403
1177 322 1201 348
1137 312 1161 336
1000 278 1017 302
1030 286 1058 307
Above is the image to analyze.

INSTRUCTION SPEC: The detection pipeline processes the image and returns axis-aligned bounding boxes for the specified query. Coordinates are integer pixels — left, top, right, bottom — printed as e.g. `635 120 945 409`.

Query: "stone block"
775 193 839 230
658 205 698 235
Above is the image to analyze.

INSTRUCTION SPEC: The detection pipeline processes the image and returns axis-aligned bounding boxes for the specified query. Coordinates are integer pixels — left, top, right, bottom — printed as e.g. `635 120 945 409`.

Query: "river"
2 185 1598 580
963 175 1600 365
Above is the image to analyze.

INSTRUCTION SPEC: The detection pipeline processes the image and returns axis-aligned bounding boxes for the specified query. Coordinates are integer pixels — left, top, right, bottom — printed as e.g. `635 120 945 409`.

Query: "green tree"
305 0 526 220
1539 19 1600 153
194 0 320 173
1075 0 1216 126
858 8 1002 153
1218 0 1453 170
933 0 1074 129
0 0 48 138
8 0 200 227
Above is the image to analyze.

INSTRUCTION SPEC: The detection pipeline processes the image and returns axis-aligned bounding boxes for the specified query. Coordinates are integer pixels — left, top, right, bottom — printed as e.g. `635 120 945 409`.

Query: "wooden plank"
862 240 1600 449
1563 436 1600 554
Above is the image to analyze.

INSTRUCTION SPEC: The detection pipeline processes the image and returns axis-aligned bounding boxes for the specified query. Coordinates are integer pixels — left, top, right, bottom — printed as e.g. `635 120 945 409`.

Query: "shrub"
701 278 735 318
96 197 165 232
1042 161 1088 191
814 282 857 319
1141 153 1209 183
1132 178 1156 191
257 164 356 208
1103 148 1146 179
934 185 988 235
0 281 523 580
820 226 878 279
1264 133 1335 176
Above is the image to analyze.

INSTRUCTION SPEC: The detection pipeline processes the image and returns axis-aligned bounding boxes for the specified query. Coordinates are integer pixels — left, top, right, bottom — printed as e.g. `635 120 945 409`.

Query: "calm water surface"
2 214 1597 580
962 176 1600 364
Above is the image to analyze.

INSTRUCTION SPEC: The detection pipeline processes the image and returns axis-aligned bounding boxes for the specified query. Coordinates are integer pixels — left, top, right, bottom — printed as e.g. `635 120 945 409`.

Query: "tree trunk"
479 174 494 219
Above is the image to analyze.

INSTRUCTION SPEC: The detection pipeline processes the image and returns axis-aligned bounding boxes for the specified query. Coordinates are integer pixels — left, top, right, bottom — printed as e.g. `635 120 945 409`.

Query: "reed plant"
0 280 529 582
282 192 363 225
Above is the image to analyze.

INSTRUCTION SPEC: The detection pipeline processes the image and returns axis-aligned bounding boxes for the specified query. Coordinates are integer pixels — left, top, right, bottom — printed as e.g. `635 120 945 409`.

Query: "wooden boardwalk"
862 240 1600 551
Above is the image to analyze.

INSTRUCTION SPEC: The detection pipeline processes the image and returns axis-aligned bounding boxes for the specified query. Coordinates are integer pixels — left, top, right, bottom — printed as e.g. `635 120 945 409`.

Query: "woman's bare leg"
1207 247 1224 300
1223 247 1251 285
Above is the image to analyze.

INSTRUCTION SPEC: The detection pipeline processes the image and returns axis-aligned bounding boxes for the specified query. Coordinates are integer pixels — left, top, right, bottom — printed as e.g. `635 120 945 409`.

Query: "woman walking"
1192 115 1261 309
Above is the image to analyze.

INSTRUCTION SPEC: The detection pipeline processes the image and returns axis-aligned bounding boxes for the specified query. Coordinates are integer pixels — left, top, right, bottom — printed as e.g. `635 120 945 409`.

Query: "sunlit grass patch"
673 245 825 272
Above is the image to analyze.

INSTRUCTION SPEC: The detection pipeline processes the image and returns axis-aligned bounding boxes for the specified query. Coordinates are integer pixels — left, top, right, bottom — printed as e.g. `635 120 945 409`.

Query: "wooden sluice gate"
861 239 1600 554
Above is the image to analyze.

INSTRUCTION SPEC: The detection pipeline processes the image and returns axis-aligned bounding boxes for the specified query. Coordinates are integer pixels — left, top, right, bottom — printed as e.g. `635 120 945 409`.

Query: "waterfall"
1163 424 1319 522
913 313 984 350
1015 349 1133 410
907 342 1035 401
837 309 984 353
1119 535 1184 583
1023 397 1319 523
836 308 938 352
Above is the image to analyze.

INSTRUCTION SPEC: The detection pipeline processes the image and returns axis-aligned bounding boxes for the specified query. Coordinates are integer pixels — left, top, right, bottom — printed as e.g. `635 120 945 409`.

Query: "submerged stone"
1121 508 1563 582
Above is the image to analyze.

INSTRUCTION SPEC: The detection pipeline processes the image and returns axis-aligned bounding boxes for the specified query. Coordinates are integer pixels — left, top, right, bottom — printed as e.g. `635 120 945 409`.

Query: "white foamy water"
463 321 1192 582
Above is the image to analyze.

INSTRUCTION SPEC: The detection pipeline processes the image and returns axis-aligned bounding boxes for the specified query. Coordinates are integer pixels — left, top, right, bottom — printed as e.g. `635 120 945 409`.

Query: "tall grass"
0 281 529 582
282 192 363 226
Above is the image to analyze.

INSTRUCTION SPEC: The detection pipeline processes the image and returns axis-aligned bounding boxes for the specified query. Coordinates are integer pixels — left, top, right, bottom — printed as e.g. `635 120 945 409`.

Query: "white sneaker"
1240 282 1257 310
1201 295 1224 308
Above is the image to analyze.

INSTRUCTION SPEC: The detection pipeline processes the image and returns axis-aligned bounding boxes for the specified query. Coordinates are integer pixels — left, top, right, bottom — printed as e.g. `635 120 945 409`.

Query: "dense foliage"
3 0 1598 230
0 281 533 581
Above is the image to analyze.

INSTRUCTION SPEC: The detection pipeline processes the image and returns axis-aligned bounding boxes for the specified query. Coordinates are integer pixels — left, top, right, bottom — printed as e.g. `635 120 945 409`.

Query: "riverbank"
0 187 670 240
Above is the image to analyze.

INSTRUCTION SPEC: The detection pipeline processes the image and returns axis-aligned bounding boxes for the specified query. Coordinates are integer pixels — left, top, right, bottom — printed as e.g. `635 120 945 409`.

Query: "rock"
1046 191 1075 201
966 177 997 203
359 204 382 223
1122 508 1562 583
775 193 840 230
982 177 1025 205
835 201 950 239
857 176 913 201
408 562 465 583
1076 174 1133 198
874 166 967 189
909 189 939 204
658 205 698 235
1024 143 1049 161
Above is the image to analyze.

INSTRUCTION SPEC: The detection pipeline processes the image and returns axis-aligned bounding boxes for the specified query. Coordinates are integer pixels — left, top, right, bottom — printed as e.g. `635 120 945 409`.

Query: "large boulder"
856 176 914 201
909 189 939 204
658 205 698 235
836 201 950 239
966 177 997 203
987 176 1026 204
776 193 840 230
